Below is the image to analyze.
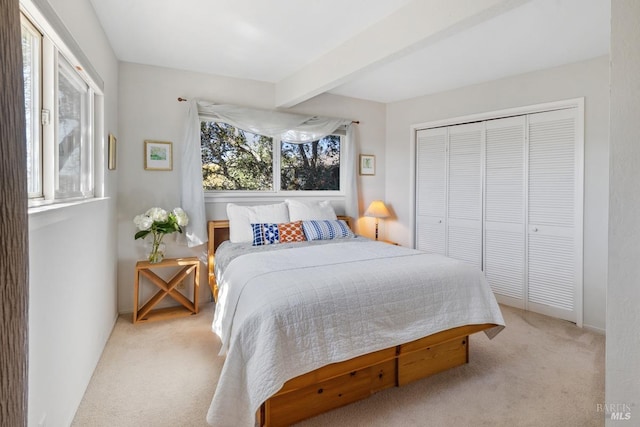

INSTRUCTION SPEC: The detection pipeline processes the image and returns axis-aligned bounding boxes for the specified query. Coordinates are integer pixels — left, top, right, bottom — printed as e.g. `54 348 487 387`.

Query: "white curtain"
345 123 359 224
180 99 359 247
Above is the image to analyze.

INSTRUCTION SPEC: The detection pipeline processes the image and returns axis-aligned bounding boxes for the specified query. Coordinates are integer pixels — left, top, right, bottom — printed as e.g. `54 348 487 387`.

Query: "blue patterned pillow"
251 223 280 246
302 220 354 241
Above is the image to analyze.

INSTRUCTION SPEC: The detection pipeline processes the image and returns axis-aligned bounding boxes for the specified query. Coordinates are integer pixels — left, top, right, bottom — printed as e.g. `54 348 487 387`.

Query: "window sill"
204 191 345 204
28 197 107 214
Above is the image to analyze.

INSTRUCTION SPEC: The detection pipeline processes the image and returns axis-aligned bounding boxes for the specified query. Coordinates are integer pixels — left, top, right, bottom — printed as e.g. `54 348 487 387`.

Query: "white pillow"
227 203 290 243
286 199 337 221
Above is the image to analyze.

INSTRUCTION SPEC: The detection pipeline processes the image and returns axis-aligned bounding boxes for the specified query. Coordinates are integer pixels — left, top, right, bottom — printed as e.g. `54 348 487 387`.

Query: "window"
21 16 41 198
201 122 273 191
201 121 343 193
21 11 99 206
281 136 341 191
56 56 93 198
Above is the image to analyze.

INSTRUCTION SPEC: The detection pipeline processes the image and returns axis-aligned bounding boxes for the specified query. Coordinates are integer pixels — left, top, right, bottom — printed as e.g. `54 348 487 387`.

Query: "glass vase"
147 238 166 264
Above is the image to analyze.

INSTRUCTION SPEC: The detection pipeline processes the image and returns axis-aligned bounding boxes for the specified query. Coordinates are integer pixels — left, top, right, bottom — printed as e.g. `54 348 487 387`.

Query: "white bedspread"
207 240 504 427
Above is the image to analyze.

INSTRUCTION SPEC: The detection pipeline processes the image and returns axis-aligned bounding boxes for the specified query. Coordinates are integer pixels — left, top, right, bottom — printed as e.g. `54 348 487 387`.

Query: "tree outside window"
281 135 340 191
200 121 341 192
201 122 273 190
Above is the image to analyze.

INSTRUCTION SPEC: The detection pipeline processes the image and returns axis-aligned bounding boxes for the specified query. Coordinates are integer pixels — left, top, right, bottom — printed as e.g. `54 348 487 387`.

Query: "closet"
415 106 583 324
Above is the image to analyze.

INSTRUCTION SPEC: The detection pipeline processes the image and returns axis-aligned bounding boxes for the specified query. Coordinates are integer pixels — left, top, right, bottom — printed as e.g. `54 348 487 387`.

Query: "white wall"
26 0 119 425
385 56 609 332
607 1 640 423
116 62 386 314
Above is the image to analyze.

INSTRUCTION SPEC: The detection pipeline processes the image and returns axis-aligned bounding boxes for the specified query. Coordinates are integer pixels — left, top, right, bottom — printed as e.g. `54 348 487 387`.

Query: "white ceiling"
89 0 610 105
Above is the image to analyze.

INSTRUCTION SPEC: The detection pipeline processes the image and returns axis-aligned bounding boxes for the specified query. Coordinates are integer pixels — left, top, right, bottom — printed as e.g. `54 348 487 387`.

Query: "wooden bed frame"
207 218 497 427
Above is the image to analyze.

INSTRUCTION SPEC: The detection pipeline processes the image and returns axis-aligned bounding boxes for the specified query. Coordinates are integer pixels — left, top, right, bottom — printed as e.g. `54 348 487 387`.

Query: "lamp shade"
364 200 390 218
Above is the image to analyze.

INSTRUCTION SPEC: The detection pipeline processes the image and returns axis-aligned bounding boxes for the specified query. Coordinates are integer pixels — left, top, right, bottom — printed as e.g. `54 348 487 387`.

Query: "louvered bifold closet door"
527 108 581 323
447 122 483 269
416 127 447 254
484 116 526 308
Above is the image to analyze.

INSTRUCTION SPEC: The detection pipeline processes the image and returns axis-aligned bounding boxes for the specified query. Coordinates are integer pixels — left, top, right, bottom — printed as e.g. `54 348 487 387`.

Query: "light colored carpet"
72 304 604 427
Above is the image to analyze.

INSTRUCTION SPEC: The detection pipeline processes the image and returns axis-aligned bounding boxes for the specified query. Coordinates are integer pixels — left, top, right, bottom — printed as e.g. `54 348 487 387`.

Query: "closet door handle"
533 227 538 232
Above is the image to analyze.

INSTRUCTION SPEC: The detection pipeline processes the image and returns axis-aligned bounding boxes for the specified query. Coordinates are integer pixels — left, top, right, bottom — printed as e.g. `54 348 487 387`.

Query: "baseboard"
583 324 605 335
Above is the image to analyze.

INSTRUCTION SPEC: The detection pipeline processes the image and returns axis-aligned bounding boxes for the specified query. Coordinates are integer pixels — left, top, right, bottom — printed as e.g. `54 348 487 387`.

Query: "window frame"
54 53 95 200
200 119 346 201
21 14 43 199
21 6 104 209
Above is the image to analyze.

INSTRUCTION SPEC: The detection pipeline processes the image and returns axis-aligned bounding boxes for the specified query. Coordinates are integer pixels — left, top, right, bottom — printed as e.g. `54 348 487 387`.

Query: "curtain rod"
177 97 360 124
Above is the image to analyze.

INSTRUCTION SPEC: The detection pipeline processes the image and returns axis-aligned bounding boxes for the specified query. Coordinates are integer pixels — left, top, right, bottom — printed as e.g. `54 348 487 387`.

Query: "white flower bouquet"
134 207 189 263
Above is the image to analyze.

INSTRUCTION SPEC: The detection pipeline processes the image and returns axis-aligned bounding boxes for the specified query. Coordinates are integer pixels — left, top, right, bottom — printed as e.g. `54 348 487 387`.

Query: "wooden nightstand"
133 257 200 324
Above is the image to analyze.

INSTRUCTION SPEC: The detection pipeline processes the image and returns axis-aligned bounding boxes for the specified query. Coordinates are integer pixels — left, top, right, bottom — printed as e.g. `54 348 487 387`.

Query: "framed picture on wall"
144 140 173 171
359 154 375 175
108 134 117 170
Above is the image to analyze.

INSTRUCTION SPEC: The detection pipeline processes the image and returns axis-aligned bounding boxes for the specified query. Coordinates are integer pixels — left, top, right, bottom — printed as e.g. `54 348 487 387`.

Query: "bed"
206 205 504 427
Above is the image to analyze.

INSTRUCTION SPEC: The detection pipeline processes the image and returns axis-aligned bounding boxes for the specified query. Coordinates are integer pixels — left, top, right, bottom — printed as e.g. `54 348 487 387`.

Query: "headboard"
207 216 352 301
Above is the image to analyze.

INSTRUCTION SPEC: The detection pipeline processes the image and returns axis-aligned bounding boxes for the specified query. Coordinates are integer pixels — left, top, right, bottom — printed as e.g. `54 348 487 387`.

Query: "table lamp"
364 200 390 241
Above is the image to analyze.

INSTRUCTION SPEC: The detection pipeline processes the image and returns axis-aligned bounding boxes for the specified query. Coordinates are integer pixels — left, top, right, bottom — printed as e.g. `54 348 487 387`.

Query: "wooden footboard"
259 323 496 427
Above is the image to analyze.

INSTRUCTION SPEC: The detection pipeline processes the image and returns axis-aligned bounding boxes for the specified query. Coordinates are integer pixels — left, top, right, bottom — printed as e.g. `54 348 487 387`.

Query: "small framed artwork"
108 134 117 170
144 140 173 171
359 154 375 176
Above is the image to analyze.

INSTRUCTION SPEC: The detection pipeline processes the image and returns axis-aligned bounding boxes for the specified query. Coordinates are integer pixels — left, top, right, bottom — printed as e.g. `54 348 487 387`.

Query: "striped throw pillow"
302 220 354 241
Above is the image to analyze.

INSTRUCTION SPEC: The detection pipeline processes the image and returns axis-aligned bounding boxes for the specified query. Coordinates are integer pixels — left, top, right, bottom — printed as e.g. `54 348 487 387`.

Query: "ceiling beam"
275 0 531 108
